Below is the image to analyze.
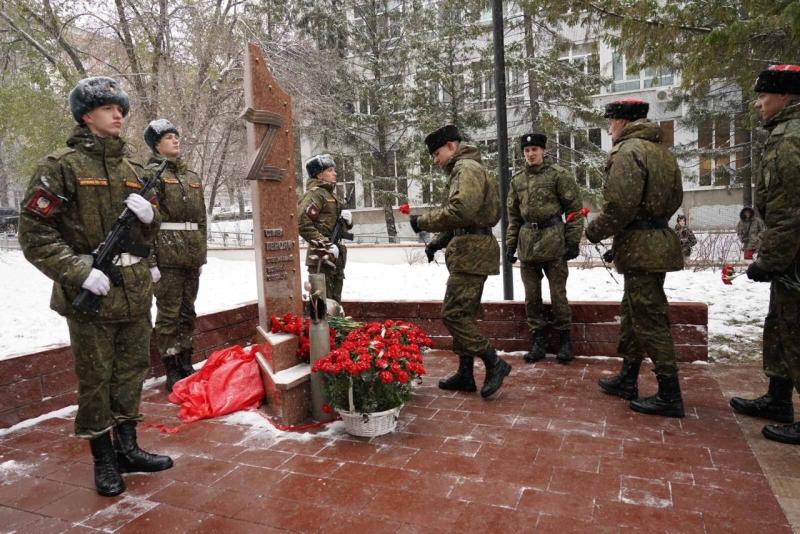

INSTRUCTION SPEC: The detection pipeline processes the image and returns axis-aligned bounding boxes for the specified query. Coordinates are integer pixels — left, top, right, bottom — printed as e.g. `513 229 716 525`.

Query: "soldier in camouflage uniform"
586 99 686 418
297 154 352 303
506 132 583 364
730 65 800 445
144 119 207 393
18 77 173 497
736 206 766 260
409 125 511 398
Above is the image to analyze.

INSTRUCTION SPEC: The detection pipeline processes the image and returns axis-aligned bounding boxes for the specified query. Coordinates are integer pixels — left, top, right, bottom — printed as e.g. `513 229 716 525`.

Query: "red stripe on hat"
614 98 648 104
769 64 800 72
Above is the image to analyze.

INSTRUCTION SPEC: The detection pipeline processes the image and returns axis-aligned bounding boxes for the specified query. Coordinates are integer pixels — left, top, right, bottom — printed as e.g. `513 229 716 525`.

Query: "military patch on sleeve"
306 204 320 221
23 187 61 218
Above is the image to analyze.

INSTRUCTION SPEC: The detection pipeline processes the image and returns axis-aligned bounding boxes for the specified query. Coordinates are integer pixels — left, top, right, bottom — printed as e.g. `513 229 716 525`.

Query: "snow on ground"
0 248 768 360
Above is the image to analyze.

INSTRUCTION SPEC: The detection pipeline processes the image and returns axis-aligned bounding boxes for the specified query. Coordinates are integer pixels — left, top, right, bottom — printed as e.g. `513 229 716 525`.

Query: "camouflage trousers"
307 247 346 303
67 316 151 439
762 282 800 392
617 272 678 377
442 272 491 357
520 258 571 332
154 267 200 359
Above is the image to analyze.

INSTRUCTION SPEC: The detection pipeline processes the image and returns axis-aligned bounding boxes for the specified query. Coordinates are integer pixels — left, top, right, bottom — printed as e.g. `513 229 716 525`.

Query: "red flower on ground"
399 203 411 215
322 403 333 414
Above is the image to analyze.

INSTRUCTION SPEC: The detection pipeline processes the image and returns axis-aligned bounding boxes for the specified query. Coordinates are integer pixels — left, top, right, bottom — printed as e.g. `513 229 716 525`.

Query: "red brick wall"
0 299 707 429
342 300 708 363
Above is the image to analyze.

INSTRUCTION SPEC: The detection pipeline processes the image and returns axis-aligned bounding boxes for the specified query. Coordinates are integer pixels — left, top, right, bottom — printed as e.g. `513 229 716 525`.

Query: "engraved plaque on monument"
242 43 310 425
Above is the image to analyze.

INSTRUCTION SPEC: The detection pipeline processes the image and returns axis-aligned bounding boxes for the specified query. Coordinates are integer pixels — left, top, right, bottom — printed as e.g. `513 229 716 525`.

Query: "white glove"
150 266 161 283
327 244 340 259
82 268 111 296
341 209 352 225
124 194 154 224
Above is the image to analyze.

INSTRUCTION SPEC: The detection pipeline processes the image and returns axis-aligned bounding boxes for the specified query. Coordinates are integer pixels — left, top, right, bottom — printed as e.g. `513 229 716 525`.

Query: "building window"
470 62 495 110
334 155 356 208
559 42 600 77
555 128 603 188
611 53 673 92
698 117 749 186
659 120 674 147
360 151 408 207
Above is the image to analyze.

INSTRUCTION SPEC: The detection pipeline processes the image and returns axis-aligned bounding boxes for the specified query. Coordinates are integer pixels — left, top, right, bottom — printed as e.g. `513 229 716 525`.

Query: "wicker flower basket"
337 405 403 437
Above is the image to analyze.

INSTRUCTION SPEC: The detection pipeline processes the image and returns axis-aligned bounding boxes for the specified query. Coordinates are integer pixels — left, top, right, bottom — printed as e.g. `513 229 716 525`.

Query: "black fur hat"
520 132 547 149
144 119 180 152
754 65 800 94
305 154 336 178
68 77 130 123
424 124 462 154
603 99 649 121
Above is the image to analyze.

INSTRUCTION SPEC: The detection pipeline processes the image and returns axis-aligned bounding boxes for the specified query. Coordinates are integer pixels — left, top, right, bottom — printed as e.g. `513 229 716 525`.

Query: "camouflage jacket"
507 158 583 263
585 119 683 274
417 144 501 275
149 155 207 269
735 213 766 252
18 125 160 321
297 179 350 268
754 102 800 275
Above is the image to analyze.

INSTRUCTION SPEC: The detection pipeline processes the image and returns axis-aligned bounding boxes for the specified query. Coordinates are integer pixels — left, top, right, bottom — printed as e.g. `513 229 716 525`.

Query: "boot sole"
629 401 685 418
96 481 125 497
524 354 546 364
762 426 800 445
438 383 477 393
117 455 174 473
481 361 512 398
598 382 637 401
729 399 794 423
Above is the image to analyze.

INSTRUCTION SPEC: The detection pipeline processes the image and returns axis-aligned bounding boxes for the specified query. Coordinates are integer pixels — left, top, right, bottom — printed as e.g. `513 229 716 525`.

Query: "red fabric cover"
743 250 754 260
168 345 264 423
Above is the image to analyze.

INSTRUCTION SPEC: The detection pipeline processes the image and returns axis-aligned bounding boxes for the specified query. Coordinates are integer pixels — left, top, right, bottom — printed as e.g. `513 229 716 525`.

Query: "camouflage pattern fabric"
617 272 679 377
18 125 159 321
297 178 349 302
442 272 491 356
149 155 207 269
507 158 583 263
154 267 200 357
736 213 766 253
520 259 571 332
754 102 800 392
585 119 684 274
67 317 151 438
417 144 501 276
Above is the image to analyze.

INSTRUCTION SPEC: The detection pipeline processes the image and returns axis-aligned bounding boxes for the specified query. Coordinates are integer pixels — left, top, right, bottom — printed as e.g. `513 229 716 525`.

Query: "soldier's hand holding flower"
563 242 580 261
82 268 111 296
340 210 352 225
150 266 161 283
124 193 154 224
602 249 614 263
746 261 773 282
409 215 421 233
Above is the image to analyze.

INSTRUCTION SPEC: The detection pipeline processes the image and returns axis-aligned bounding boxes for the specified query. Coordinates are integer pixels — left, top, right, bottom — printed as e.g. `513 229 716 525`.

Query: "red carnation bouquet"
311 320 430 413
270 313 336 363
566 207 590 223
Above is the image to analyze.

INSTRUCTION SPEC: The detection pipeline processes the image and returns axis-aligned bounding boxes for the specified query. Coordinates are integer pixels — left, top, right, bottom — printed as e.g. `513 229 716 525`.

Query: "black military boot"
598 359 641 400
177 349 196 378
478 348 512 398
438 355 477 392
762 421 800 445
114 421 174 473
524 330 546 363
630 374 685 418
164 355 182 393
89 432 125 497
730 377 794 423
555 330 573 364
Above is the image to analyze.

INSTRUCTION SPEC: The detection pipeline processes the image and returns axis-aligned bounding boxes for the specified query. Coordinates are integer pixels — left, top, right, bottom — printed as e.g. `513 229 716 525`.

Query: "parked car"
0 207 19 233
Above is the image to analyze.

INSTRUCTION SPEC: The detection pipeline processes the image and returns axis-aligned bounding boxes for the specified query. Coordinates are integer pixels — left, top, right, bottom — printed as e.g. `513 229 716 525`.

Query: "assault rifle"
329 188 355 244
72 160 168 315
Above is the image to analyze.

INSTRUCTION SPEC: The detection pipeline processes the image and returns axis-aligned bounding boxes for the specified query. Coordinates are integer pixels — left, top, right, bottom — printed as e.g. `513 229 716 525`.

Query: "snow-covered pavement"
0 249 768 360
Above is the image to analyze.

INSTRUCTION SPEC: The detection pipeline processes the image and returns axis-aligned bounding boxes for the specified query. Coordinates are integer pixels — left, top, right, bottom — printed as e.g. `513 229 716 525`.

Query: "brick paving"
0 351 797 533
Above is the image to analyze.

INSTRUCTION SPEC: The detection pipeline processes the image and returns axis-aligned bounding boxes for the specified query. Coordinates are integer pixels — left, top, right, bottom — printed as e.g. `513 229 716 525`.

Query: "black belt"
625 218 669 230
523 215 562 231
453 226 493 236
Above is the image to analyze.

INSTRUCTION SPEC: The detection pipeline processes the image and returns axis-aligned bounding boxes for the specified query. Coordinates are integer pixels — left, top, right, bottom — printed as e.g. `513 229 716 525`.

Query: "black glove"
409 215 421 233
506 248 517 264
602 249 614 263
746 261 773 282
424 243 438 263
563 242 580 261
